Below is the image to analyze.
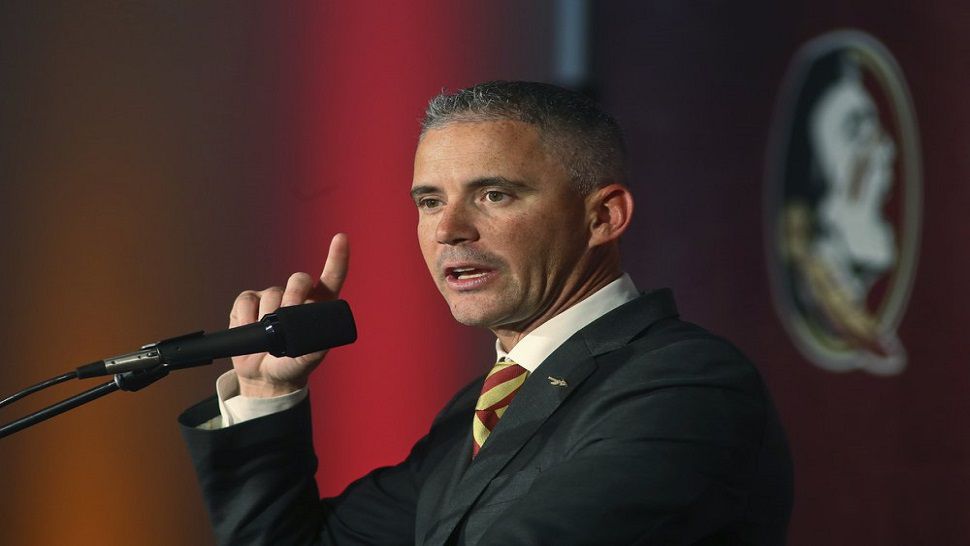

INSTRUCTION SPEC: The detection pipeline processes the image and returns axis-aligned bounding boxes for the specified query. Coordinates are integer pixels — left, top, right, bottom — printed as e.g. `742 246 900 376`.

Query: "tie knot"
476 359 529 411
489 357 522 373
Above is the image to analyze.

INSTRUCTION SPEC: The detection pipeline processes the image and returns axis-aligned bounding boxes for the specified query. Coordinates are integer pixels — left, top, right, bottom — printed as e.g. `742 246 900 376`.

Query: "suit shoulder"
608 318 766 396
636 317 747 357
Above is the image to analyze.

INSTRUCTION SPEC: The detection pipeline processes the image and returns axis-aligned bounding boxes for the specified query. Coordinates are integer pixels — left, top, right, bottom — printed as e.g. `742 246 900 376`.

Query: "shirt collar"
495 273 639 372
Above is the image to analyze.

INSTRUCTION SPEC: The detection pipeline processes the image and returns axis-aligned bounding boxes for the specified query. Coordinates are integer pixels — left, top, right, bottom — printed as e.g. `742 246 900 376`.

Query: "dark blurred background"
0 2 966 544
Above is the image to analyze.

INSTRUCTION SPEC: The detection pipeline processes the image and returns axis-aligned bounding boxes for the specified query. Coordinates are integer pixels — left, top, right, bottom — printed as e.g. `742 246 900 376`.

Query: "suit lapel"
415 430 473 544
421 334 597 546
421 289 679 545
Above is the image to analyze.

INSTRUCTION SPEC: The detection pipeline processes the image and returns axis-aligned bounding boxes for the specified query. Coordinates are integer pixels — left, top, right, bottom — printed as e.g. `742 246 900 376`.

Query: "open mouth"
448 266 490 280
443 264 496 289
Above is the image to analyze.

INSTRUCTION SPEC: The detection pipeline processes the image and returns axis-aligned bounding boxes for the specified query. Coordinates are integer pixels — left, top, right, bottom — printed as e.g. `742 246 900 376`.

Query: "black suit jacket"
180 289 793 545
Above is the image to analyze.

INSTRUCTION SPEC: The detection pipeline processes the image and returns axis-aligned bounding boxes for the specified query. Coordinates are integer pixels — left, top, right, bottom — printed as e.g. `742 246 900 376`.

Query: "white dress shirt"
210 273 639 428
497 273 640 371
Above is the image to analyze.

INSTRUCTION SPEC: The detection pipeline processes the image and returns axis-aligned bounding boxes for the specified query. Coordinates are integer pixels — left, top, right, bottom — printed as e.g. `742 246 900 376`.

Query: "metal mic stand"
0 366 171 439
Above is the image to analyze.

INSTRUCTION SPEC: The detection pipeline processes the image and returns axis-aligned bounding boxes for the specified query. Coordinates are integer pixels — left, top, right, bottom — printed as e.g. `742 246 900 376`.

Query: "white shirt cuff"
212 370 308 428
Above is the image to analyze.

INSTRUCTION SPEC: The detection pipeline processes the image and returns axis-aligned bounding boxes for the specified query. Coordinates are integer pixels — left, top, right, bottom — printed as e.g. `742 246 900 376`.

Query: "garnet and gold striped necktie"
472 358 529 458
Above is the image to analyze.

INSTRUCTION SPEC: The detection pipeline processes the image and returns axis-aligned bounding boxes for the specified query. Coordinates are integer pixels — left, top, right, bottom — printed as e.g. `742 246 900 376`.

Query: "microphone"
75 300 357 379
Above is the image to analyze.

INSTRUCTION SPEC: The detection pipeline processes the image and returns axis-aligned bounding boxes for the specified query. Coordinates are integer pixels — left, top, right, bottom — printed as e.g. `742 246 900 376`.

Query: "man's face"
411 120 591 332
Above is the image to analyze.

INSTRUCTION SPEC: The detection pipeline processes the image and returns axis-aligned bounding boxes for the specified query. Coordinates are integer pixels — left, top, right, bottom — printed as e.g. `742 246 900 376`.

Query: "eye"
484 190 507 203
417 197 442 209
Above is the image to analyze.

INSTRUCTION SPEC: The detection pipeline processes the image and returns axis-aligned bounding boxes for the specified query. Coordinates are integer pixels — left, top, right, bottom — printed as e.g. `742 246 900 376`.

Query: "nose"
435 202 479 245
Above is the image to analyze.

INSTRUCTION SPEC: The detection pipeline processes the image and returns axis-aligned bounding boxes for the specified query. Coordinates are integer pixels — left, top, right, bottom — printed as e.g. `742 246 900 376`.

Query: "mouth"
443 264 497 290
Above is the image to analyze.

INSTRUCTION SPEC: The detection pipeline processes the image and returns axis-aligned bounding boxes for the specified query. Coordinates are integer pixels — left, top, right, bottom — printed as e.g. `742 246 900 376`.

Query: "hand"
229 234 350 398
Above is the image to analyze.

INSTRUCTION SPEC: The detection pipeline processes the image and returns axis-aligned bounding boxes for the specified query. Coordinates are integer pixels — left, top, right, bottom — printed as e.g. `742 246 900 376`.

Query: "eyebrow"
409 177 532 201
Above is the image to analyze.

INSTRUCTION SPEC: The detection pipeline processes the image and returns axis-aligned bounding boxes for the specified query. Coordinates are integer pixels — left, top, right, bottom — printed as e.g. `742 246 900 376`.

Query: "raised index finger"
307 233 350 302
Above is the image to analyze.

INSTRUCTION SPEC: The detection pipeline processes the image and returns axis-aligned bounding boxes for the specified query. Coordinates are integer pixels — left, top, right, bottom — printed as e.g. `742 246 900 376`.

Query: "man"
180 81 793 545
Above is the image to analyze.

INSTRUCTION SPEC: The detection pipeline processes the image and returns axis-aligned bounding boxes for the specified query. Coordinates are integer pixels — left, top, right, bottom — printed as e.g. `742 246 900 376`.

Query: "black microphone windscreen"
275 300 357 357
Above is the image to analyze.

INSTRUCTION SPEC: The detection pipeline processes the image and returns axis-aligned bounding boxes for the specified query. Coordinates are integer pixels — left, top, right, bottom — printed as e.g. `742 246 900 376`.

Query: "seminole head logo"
765 30 922 376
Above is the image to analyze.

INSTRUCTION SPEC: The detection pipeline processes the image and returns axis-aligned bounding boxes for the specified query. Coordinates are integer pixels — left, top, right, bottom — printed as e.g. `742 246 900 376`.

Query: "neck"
493 249 622 351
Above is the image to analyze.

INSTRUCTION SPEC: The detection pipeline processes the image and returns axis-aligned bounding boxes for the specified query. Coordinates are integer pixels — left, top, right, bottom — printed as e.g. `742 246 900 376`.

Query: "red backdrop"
0 2 550 544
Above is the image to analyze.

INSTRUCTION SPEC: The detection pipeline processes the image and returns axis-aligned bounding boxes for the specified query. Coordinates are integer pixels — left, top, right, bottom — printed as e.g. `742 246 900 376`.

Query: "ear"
587 183 634 247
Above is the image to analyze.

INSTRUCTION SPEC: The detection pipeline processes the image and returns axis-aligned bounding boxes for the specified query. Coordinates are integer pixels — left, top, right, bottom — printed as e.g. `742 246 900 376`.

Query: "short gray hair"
421 81 627 195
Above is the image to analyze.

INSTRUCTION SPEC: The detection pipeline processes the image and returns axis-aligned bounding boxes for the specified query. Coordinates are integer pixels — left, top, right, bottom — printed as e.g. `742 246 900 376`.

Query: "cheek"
417 222 438 270
530 201 584 238
497 212 541 249
499 211 572 268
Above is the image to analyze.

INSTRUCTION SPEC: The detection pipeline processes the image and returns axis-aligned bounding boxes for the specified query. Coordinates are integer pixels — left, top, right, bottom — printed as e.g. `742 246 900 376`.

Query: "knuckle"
289 272 312 285
236 290 259 302
231 291 259 321
233 291 258 309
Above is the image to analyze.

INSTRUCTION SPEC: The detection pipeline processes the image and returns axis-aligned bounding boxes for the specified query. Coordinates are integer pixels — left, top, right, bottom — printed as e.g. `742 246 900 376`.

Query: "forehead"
412 120 558 186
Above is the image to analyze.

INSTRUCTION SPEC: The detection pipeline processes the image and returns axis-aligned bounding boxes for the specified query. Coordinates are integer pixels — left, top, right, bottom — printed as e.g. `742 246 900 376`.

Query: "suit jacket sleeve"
179 379 479 546
180 396 324 545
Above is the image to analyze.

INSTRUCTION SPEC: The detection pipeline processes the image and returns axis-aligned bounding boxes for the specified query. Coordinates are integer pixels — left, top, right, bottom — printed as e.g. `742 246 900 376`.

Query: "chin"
446 300 503 328
448 308 493 327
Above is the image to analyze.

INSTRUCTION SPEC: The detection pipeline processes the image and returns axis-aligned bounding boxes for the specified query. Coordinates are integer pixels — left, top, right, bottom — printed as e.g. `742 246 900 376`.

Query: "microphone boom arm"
0 366 170 440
